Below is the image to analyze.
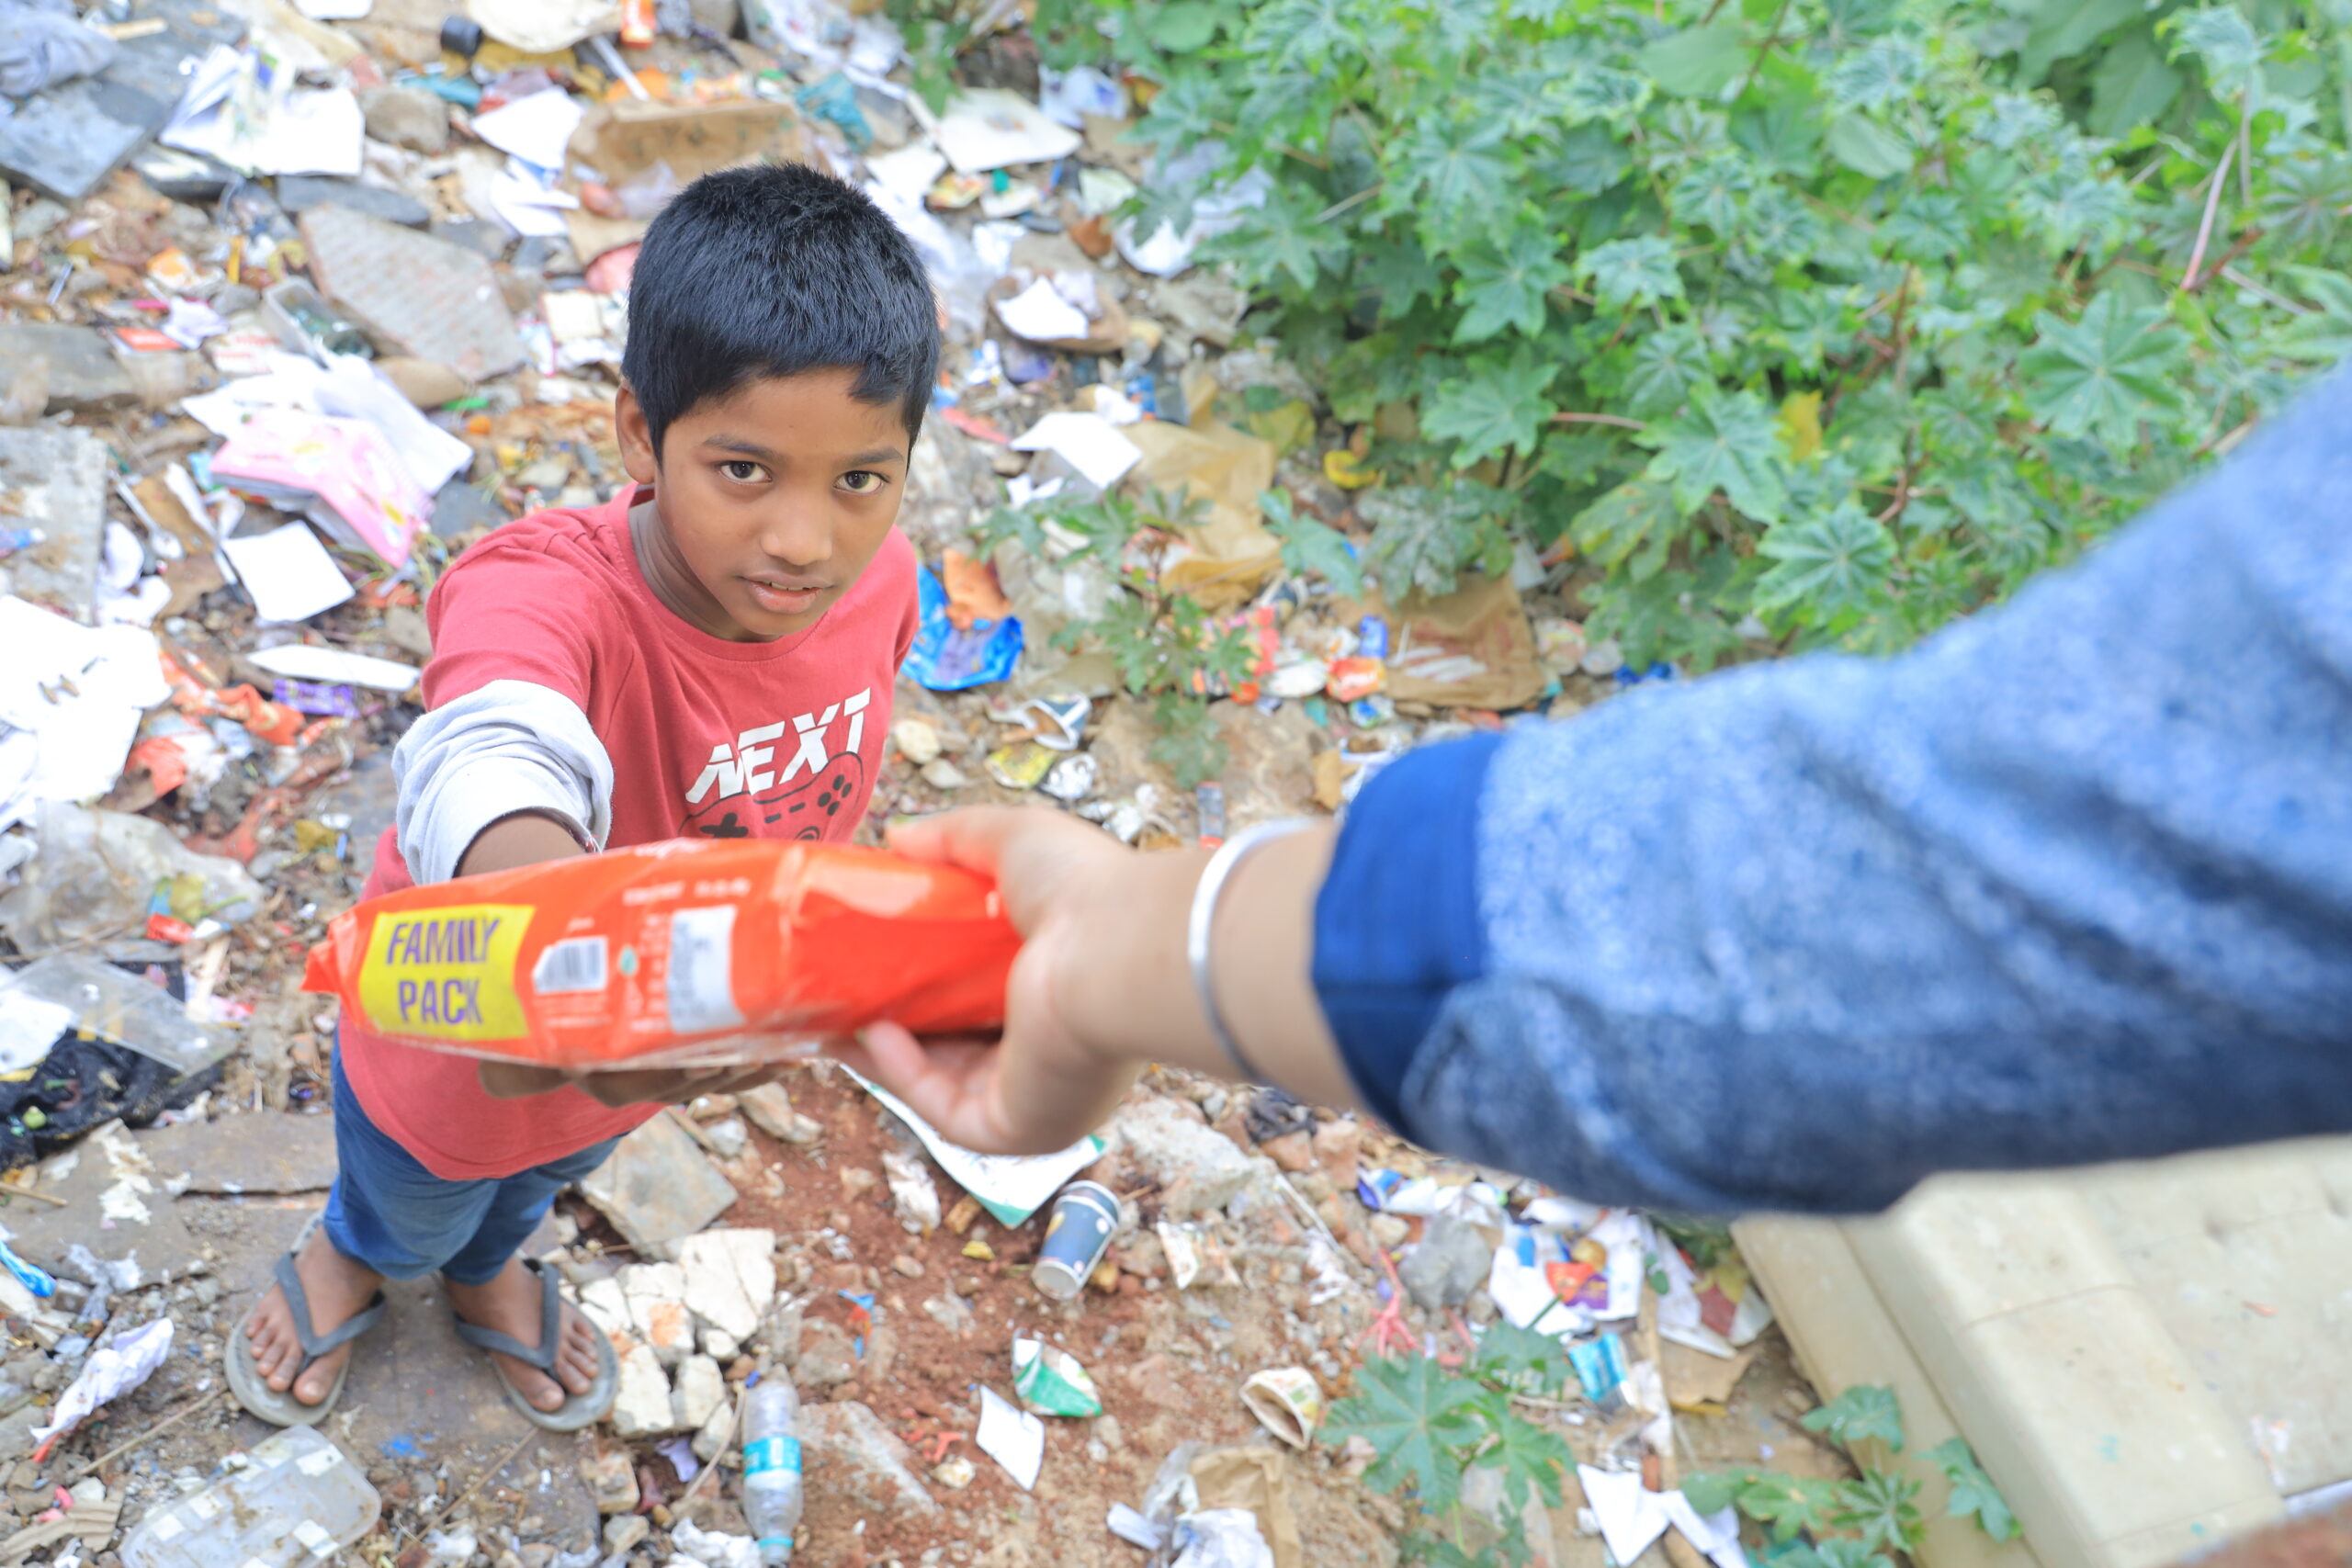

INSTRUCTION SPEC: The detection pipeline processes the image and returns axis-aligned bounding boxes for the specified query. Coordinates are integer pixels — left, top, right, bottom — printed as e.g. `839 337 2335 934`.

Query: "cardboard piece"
1125 420 1283 613
563 98 805 259
1340 575 1544 710
1190 1447 1303 1568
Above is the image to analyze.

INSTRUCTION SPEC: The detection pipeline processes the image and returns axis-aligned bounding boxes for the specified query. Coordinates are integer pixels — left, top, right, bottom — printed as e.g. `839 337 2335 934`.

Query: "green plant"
978 486 1259 787
1688 1384 2017 1563
1323 1325 1577 1567
1063 0 2352 669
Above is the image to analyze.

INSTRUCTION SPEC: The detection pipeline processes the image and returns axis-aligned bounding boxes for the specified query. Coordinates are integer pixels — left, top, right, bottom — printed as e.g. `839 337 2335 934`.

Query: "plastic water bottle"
741 1374 803 1565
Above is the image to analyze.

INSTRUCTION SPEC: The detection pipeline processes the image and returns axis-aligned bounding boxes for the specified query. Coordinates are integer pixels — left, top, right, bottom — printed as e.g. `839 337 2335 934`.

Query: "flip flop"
451 1258 618 1432
227 1217 388 1427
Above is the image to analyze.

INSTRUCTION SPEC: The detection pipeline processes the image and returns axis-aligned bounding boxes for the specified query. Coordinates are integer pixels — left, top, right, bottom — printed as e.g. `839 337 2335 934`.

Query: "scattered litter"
243 644 419 692
1238 1368 1321 1450
974 1386 1044 1491
1012 412 1142 491
1576 1466 1749 1568
217 523 355 623
905 564 1023 691
31 1317 173 1458
935 90 1081 174
120 1427 380 1568
1032 1179 1121 1300
851 1072 1102 1227
1168 1509 1274 1568
1012 1337 1102 1417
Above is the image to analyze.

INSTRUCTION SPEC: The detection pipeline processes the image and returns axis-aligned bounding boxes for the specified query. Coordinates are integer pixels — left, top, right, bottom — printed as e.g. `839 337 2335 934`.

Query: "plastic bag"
0 802 265 955
0 0 119 98
302 839 1020 1068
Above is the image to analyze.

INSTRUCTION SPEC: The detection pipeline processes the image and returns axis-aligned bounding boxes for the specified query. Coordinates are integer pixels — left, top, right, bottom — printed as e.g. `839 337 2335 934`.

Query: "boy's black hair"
621 162 939 458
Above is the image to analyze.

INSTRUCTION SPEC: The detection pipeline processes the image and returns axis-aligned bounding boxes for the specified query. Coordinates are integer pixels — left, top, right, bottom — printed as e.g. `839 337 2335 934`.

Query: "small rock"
891 1255 924 1279
1312 1118 1363 1190
892 718 943 766
518 1545 555 1568
882 1148 941 1234
1109 1098 1265 1218
931 1455 975 1490
1398 1214 1494 1313
919 759 966 791
701 1117 749 1159
1260 1130 1315 1173
841 1167 878 1198
702 1326 741 1362
790 1319 859 1388
1092 1413 1125 1451
618 1263 695 1365
609 1344 676 1438
374 358 470 410
795 1402 940 1520
1580 637 1626 677
1368 1213 1410 1250
677 1228 777 1344
582 1449 639 1515
604 1516 650 1556
691 1390 734 1464
737 1083 798 1143
360 85 450 152
673 1354 726 1432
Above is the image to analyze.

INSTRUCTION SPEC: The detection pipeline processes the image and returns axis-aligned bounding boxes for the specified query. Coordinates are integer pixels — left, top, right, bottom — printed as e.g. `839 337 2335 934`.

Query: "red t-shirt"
340 485 918 1179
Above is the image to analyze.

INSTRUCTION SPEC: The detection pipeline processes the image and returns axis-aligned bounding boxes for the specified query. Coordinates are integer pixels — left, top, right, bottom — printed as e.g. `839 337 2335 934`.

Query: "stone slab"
577 1112 736 1251
0 424 108 620
275 175 433 230
0 0 244 201
0 328 135 414
300 207 528 379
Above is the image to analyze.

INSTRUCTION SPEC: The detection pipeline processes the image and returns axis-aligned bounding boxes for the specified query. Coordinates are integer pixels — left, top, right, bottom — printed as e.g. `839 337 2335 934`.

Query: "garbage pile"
0 0 1828 1560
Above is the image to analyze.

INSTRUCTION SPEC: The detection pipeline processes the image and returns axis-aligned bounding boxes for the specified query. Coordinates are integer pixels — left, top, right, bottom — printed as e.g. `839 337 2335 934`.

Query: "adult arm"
850 365 2352 1213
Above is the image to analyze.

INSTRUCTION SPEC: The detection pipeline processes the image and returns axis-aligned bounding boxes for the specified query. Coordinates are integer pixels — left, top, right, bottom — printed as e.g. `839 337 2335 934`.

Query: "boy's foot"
445 1258 605 1413
243 1225 386 1406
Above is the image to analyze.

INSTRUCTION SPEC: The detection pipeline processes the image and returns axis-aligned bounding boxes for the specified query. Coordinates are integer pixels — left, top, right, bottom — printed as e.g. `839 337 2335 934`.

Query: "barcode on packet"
532 936 608 995
667 906 745 1034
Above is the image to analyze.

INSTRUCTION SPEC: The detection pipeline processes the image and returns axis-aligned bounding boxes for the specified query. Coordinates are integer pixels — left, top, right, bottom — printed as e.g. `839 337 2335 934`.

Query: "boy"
230 164 935 1427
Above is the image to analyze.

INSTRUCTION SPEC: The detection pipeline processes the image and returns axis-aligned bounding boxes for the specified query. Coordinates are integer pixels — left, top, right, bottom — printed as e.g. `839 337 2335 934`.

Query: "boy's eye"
839 470 888 495
719 460 766 483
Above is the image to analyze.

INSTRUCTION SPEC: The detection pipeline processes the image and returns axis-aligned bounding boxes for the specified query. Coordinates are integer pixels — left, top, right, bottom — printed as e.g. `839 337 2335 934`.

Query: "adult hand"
826 806 1145 1156
477 1060 791 1108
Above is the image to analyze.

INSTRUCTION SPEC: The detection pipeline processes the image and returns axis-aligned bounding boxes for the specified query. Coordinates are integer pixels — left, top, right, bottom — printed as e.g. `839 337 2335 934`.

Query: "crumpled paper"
32 1318 174 1459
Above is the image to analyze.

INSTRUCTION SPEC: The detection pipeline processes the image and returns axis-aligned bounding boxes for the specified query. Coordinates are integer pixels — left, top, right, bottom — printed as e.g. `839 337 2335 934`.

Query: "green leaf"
1767 288 1854 373
1882 192 1970 262
2259 156 2352 253
1638 20 1748 98
1472 1322 1576 1399
1424 351 1559 466
1574 236 1684 311
2165 6 2262 98
1754 501 1894 619
1928 1438 2021 1541
1782 1540 1896 1568
1671 158 1755 233
1826 36 1926 113
2087 25 2184 137
1571 477 1688 577
2018 293 2189 446
1834 1468 1927 1555
1681 1470 1748 1517
1799 1383 1906 1451
1824 114 1913 179
2275 268 2352 363
1471 1404 1573 1512
1621 326 1713 417
1147 0 1220 52
1261 489 1364 596
1735 1473 1845 1541
1147 693 1227 789
1389 115 1517 232
1453 228 1569 344
1641 384 1787 522
1322 1355 1481 1511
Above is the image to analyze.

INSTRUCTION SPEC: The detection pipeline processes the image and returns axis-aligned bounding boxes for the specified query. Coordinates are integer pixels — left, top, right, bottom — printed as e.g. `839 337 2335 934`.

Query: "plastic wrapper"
302 839 1020 1068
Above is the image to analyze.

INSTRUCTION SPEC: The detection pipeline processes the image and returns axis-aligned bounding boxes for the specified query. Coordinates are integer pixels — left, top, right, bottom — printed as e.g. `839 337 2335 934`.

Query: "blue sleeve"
1312 366 2352 1214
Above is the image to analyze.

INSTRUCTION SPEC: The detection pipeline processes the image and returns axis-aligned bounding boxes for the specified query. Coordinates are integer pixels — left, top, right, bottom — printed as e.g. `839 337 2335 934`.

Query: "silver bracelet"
1186 818 1317 1084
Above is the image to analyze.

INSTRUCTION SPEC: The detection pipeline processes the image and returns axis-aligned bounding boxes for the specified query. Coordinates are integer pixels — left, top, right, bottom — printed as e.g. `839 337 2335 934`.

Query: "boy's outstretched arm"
848 365 2352 1213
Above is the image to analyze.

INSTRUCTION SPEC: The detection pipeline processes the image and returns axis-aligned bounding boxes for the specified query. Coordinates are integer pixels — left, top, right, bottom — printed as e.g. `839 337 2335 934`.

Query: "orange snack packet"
301 839 1019 1067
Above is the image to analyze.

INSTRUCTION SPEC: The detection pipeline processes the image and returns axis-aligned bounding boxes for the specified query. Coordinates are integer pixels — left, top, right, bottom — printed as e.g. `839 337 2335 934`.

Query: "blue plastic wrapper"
0 1238 55 1300
1568 1330 1628 1403
904 565 1023 692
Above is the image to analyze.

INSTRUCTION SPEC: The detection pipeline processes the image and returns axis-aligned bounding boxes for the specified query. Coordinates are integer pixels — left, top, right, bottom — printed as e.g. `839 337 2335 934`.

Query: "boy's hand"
825 807 1142 1156
477 1061 791 1108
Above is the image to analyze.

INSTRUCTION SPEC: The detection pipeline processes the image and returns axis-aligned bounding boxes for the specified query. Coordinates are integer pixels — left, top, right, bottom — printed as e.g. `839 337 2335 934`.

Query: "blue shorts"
323 1044 618 1286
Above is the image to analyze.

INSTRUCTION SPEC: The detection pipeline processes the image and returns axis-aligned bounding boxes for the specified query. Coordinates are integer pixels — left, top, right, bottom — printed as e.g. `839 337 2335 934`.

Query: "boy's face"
616 368 910 641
